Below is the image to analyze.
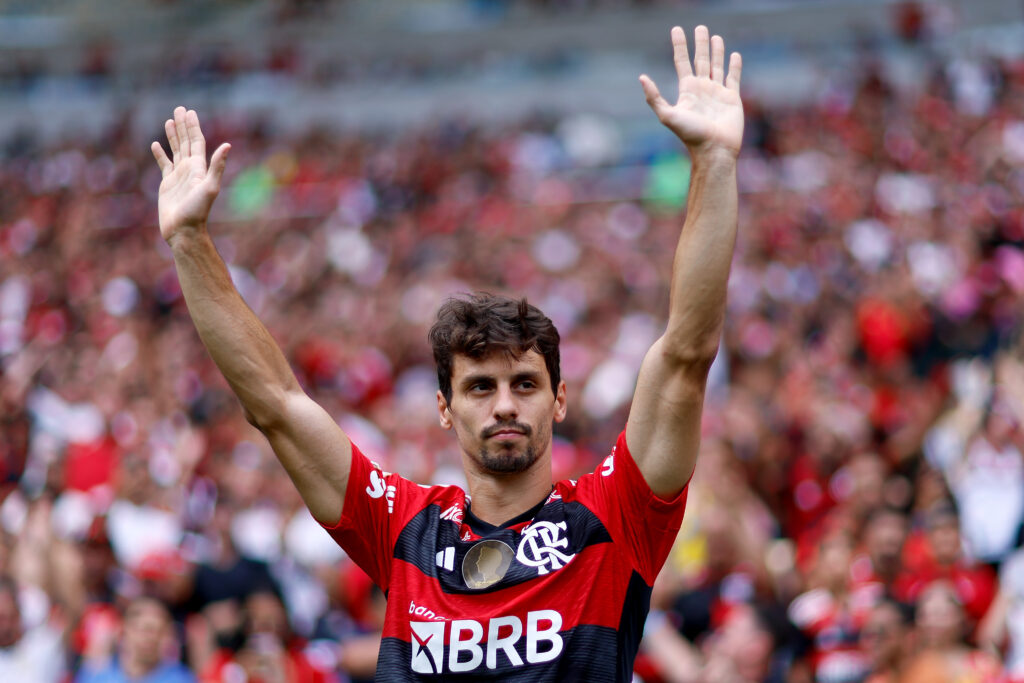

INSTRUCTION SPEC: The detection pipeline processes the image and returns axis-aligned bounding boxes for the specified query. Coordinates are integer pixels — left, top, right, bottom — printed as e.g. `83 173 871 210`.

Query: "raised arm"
626 26 743 497
152 106 351 524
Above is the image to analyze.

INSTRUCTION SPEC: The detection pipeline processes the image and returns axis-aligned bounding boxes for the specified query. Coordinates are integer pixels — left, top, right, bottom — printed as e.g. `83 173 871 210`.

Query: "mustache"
481 421 533 439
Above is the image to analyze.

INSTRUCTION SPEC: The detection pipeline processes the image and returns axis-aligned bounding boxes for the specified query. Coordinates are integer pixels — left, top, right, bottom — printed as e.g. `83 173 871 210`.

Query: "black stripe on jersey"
376 623 621 682
616 571 653 682
393 500 613 595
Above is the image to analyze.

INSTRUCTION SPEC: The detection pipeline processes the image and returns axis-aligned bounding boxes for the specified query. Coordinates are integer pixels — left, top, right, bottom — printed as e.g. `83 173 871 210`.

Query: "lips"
489 430 524 439
483 423 530 439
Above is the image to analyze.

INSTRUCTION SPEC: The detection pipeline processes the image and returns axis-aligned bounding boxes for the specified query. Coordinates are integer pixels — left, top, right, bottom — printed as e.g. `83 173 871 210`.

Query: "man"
75 597 196 683
151 25 742 680
859 598 912 683
0 577 66 683
894 503 996 624
197 590 331 683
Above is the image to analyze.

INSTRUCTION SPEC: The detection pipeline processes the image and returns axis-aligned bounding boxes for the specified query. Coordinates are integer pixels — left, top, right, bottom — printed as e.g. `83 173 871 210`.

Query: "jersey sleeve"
575 429 690 585
318 442 407 592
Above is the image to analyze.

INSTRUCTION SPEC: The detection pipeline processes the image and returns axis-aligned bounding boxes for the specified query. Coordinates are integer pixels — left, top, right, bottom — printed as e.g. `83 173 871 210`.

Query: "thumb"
639 74 671 121
205 143 231 193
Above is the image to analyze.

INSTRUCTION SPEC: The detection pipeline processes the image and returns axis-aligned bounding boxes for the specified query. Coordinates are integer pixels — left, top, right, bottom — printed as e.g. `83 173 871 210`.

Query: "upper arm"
257 390 352 525
625 336 712 498
977 586 1010 649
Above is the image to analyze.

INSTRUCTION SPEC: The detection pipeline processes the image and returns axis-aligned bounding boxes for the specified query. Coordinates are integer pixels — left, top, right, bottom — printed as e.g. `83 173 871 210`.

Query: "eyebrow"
460 374 495 390
459 371 543 390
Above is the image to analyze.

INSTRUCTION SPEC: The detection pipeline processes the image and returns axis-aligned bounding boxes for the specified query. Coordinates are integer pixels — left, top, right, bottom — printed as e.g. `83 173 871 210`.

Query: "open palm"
640 26 744 156
151 107 231 242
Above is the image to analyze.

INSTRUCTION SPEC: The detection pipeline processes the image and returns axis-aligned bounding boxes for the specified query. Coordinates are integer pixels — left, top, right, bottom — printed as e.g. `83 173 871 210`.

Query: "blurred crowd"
4 30 1024 683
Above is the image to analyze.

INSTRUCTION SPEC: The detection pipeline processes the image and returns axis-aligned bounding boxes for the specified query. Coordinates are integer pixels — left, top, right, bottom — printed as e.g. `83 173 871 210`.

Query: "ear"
437 390 453 430
553 380 568 423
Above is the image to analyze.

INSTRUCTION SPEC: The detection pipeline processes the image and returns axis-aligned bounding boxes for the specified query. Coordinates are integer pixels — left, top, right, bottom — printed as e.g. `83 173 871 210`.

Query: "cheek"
452 409 485 441
531 416 552 444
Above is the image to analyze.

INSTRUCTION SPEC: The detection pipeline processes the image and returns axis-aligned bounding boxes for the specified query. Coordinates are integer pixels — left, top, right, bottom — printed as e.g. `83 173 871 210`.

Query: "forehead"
870 601 902 620
126 601 168 625
451 350 547 382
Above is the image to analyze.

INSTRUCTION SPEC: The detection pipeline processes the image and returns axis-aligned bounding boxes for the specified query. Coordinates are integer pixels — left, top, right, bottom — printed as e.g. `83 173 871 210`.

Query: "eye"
516 380 537 390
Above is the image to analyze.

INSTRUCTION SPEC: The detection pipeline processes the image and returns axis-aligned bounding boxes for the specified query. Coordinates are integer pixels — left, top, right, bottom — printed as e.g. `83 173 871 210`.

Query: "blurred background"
3 0 1024 681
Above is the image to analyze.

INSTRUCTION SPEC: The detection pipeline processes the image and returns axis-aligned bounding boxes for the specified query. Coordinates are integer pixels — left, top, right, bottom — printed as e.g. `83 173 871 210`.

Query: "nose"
493 383 518 421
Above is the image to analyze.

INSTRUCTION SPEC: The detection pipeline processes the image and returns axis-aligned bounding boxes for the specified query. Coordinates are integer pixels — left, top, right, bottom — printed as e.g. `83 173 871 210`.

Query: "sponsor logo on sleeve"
365 470 396 513
601 454 614 476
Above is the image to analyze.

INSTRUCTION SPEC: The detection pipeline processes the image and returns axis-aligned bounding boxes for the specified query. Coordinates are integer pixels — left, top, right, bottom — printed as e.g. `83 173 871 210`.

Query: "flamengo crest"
516 521 575 575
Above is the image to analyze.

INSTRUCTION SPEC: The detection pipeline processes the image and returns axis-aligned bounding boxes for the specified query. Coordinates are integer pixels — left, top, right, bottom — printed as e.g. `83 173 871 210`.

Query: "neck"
122 655 158 678
462 454 553 527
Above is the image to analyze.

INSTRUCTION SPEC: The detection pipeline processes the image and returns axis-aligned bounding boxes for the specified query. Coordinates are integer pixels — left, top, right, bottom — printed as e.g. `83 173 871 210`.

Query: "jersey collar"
463 487 553 536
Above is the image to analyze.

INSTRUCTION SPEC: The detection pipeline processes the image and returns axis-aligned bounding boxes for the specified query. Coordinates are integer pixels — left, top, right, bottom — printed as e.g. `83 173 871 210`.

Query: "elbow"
659 336 719 377
241 387 294 433
244 405 279 433
243 406 267 430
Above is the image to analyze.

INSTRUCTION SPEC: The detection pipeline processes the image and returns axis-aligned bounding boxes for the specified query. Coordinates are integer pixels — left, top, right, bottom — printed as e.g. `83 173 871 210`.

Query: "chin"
479 446 538 474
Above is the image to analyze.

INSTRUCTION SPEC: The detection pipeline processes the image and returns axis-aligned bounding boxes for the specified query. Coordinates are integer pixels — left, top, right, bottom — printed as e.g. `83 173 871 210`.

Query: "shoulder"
353 444 466 510
72 662 122 683
157 662 199 683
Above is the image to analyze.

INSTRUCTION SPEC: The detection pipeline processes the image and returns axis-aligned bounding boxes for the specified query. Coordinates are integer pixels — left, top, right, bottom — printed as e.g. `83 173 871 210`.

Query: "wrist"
687 143 739 168
166 224 209 252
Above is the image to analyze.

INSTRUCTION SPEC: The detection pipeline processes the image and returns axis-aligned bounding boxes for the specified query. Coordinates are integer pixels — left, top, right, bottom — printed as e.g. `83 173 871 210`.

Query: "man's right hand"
151 106 231 244
152 106 351 526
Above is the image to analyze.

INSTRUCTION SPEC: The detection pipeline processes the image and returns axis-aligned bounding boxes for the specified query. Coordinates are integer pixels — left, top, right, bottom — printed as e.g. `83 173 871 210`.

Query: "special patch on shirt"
463 540 515 589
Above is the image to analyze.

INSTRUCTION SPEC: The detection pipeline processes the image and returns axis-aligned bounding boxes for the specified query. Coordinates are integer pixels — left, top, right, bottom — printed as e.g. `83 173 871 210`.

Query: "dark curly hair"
428 293 561 404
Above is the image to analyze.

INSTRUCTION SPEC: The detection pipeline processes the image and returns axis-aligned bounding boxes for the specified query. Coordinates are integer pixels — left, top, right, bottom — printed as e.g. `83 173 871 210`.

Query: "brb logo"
516 521 575 575
409 610 563 674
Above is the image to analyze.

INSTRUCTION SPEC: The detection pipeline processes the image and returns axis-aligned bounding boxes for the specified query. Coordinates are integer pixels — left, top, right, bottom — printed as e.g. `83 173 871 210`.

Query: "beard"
478 442 539 473
477 421 541 473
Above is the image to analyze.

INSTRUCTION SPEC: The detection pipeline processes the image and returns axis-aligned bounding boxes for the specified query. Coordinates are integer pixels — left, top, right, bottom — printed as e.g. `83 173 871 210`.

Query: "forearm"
169 228 300 427
664 149 738 364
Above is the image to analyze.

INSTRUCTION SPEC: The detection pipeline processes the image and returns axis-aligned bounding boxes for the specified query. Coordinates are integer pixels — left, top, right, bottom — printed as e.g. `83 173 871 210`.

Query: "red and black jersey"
321 429 689 681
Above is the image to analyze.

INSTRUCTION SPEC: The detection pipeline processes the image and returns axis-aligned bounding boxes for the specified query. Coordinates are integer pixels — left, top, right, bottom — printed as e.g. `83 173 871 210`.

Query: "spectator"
859 598 912 683
895 503 997 627
75 596 196 683
0 576 66 682
788 531 871 682
900 581 1006 682
978 548 1024 682
196 590 331 683
854 507 908 591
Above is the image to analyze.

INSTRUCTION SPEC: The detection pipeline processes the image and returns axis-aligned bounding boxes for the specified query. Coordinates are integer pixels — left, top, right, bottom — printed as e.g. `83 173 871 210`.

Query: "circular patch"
462 540 514 590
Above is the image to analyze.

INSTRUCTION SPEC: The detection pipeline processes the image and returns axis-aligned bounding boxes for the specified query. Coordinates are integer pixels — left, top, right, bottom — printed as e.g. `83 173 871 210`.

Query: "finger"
174 106 190 157
693 25 710 79
151 141 172 177
204 143 231 193
639 74 671 120
726 52 742 92
711 35 725 85
165 119 180 162
186 109 206 165
670 26 692 87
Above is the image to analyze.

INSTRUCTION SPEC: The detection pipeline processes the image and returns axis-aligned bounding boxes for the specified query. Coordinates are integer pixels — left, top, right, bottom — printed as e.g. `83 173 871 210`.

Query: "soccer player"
151 25 743 681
